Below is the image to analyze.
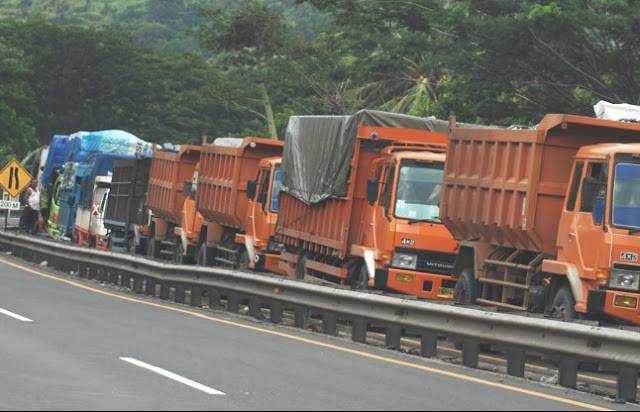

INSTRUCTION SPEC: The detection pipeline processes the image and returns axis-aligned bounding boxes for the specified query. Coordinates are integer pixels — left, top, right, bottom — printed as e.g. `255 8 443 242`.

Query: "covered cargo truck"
195 137 284 269
103 157 152 254
147 144 203 262
74 153 135 249
274 110 459 300
441 110 640 325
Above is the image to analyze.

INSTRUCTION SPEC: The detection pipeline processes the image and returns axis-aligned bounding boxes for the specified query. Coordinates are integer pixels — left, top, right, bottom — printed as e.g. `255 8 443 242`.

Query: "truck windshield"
394 160 444 223
612 162 640 229
270 168 283 213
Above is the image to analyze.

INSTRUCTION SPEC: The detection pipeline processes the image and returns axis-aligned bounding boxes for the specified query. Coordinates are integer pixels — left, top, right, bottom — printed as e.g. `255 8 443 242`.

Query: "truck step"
216 246 239 255
484 259 534 272
214 257 236 266
478 278 530 290
475 298 527 311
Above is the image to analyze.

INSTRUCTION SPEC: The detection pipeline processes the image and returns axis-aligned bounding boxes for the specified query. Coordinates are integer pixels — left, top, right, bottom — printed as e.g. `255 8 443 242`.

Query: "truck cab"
236 157 284 273
75 175 111 249
362 147 458 299
546 143 640 324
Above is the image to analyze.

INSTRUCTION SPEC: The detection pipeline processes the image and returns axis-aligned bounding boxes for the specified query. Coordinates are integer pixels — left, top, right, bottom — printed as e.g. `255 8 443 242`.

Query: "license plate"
437 287 454 298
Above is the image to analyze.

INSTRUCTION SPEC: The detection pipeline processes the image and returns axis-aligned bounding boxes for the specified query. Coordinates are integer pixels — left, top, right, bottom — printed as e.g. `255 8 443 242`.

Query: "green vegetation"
1 0 640 163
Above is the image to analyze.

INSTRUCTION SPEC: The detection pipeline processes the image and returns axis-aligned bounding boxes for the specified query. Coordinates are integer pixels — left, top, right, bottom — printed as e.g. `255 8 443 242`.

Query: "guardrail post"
617 365 638 402
174 285 186 304
385 325 402 350
322 312 338 336
132 275 144 294
159 284 170 300
420 331 438 358
248 297 262 318
507 348 526 378
189 286 203 307
351 319 368 343
208 289 221 308
294 307 306 329
269 301 283 324
227 292 240 313
462 340 479 368
144 279 155 296
558 356 578 389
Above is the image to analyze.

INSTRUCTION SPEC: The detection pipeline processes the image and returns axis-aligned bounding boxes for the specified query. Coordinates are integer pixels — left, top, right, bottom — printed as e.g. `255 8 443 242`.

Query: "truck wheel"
296 253 310 280
196 243 208 266
353 265 368 290
238 249 250 271
550 284 576 320
453 268 478 305
173 242 184 264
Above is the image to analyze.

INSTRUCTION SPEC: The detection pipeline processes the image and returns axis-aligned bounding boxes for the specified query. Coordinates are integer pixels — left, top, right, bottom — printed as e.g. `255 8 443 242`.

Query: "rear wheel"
296 253 310 280
550 284 576 320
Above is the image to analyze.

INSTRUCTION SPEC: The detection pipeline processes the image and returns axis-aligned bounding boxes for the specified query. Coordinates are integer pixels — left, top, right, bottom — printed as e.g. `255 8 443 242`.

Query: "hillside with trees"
1 0 640 166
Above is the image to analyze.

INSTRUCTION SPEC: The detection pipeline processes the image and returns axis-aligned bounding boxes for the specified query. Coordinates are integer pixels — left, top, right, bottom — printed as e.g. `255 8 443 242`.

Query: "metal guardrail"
1 231 639 401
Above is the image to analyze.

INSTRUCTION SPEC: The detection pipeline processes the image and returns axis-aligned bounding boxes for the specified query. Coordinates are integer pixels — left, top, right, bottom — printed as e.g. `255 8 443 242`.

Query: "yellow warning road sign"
0 159 33 198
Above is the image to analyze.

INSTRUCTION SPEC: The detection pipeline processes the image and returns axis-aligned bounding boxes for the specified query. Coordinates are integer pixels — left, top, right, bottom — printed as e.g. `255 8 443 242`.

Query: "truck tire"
550 284 576 320
452 267 478 305
353 264 368 290
238 249 250 271
196 242 208 266
296 253 310 280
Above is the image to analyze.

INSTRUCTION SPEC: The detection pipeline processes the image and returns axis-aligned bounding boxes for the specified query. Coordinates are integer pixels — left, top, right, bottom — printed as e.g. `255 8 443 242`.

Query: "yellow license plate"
437 287 454 298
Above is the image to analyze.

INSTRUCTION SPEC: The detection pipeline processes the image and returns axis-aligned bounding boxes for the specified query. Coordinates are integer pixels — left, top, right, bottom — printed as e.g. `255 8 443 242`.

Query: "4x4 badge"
620 252 638 262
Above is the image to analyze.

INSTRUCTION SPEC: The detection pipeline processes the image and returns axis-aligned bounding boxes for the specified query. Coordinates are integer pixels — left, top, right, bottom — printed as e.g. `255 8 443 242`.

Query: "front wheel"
550 284 576 320
452 267 478 305
238 249 250 271
350 264 368 290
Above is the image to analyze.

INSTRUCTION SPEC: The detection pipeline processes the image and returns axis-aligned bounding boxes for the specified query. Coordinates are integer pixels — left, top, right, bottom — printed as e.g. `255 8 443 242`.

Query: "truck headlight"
392 253 417 270
610 271 640 291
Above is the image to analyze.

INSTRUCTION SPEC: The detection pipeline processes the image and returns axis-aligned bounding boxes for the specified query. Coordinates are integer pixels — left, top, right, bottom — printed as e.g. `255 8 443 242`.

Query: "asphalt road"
0 254 635 411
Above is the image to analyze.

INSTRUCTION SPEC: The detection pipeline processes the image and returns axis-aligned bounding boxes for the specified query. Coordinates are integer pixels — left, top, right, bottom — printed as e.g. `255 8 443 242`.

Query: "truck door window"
381 166 395 216
259 169 270 211
566 161 584 211
580 162 607 225
270 168 282 213
612 160 640 229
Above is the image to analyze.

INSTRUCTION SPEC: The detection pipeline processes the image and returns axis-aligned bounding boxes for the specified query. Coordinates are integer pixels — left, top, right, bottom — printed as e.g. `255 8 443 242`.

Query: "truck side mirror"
183 180 192 197
68 195 75 207
366 178 379 205
246 180 258 200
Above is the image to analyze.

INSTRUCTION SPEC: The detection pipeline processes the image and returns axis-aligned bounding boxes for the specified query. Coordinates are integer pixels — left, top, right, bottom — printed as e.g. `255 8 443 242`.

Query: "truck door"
249 167 271 240
558 161 608 279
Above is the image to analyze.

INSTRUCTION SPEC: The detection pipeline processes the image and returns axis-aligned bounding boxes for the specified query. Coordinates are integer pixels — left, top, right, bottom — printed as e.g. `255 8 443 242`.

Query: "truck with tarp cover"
441 101 640 325
195 137 284 271
274 110 459 299
54 130 153 240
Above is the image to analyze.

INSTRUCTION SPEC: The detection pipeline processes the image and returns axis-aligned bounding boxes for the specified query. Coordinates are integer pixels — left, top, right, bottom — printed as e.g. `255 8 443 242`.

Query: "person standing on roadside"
23 179 40 234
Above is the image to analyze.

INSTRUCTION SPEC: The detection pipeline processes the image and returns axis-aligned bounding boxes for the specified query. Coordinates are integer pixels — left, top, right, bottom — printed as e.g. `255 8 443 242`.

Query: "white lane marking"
120 357 225 395
0 307 33 322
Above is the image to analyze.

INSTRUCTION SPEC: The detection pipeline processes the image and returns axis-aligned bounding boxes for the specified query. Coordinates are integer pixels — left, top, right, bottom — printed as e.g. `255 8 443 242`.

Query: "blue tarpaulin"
40 134 69 185
78 153 135 209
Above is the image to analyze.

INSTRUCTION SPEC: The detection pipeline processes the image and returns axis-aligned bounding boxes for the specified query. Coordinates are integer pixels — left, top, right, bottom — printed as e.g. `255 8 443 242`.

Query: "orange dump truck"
441 113 640 325
275 110 458 300
147 145 204 263
195 137 284 270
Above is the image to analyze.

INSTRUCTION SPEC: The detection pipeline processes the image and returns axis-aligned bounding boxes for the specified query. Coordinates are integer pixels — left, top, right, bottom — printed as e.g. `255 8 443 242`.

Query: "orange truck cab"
275 110 458 300
235 156 286 274
442 110 640 326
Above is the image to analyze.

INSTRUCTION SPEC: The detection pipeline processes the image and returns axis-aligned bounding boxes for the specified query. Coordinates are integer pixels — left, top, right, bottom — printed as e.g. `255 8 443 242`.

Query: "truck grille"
395 247 456 275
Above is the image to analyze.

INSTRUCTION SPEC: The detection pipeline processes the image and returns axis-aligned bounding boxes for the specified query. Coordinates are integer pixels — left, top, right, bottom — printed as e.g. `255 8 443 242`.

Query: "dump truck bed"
441 114 640 255
147 145 200 224
197 137 283 230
